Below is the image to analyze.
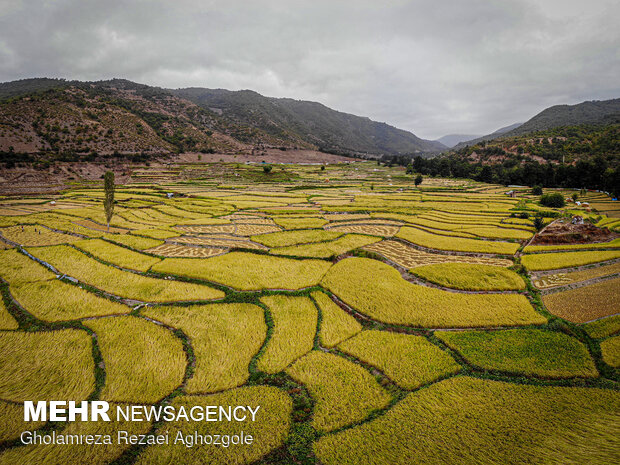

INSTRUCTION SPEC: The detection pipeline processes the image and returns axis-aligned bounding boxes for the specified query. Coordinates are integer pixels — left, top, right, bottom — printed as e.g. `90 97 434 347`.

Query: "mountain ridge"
0 78 445 158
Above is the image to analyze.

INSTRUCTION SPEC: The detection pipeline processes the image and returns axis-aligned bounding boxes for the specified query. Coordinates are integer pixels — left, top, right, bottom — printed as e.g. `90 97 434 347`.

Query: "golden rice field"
533 261 620 289
364 239 514 268
0 163 618 465
542 277 620 323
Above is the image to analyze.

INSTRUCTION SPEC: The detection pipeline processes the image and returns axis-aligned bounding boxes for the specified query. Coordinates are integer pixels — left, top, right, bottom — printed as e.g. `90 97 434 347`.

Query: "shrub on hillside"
540 192 565 208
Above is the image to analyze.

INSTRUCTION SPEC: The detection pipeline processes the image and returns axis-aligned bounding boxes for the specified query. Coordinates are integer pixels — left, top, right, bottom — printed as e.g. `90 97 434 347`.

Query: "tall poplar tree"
104 171 115 232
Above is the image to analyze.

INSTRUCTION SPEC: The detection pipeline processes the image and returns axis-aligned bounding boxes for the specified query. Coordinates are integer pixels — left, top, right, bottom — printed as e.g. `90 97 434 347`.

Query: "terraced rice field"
542 277 620 323
0 165 618 465
364 239 514 268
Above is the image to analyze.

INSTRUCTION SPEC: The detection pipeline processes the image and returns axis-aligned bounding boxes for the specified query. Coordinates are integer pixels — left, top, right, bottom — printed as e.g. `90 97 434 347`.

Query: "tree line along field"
0 161 618 464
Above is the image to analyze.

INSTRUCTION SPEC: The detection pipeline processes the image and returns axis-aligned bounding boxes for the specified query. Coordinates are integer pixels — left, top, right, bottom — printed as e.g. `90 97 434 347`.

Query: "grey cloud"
0 0 618 139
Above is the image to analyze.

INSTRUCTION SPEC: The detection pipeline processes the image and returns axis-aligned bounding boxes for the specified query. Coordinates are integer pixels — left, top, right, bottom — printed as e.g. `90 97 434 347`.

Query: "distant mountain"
453 122 523 149
172 88 445 155
0 78 445 158
435 134 481 148
506 99 620 136
454 98 620 151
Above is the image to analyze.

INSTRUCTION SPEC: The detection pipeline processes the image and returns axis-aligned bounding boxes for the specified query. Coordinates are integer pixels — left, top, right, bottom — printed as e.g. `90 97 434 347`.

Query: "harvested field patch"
0 329 94 401
28 245 224 302
11 279 129 321
135 386 291 465
339 330 460 389
412 263 526 291
314 377 620 465
234 224 281 236
326 223 400 237
321 258 544 327
600 336 620 367
437 329 597 378
271 234 381 258
397 226 520 254
0 225 80 246
144 303 266 393
145 243 227 257
533 261 620 289
521 250 620 271
74 239 161 272
524 237 620 252
84 316 185 403
543 278 620 323
252 229 342 247
174 224 235 235
169 235 267 250
257 296 317 373
312 291 361 348
364 240 513 268
152 252 331 290
286 351 391 432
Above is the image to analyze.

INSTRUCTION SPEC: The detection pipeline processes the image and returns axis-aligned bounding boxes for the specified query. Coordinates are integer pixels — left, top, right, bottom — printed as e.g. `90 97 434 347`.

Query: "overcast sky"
1 0 618 139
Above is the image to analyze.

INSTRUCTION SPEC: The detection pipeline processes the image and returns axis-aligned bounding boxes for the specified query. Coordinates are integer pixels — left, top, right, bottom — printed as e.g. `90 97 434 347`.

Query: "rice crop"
84 316 186 403
524 238 620 252
174 224 235 234
314 376 620 465
0 403 152 465
411 263 526 291
0 401 45 442
339 330 460 389
0 249 56 284
600 336 620 367
0 225 81 246
28 245 224 302
145 243 227 257
521 250 620 271
543 277 620 323
0 329 94 401
152 252 331 290
169 235 267 249
326 223 401 237
143 303 266 393
252 229 343 247
437 329 597 378
364 240 513 268
74 239 161 272
271 234 381 258
397 226 520 254
102 233 164 250
0 297 18 329
583 315 620 339
131 228 179 239
135 386 292 465
312 291 361 348
533 261 620 289
322 258 544 327
11 279 129 321
286 351 391 432
256 296 317 373
274 217 328 229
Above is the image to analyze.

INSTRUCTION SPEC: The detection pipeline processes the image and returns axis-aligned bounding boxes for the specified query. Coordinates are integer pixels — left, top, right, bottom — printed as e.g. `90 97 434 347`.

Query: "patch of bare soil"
175 149 354 164
531 219 619 245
